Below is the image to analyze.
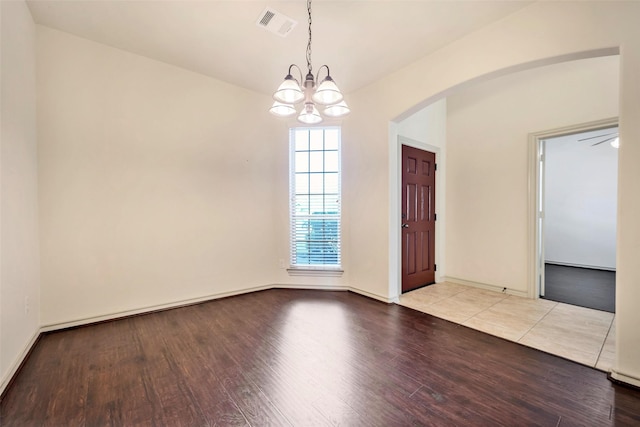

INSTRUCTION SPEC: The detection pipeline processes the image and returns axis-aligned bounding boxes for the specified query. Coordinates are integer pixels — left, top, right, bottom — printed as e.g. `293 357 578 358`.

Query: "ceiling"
547 126 620 150
26 0 534 96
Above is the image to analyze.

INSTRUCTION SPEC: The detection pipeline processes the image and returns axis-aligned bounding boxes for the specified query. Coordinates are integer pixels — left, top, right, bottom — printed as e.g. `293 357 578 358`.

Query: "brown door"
402 145 436 293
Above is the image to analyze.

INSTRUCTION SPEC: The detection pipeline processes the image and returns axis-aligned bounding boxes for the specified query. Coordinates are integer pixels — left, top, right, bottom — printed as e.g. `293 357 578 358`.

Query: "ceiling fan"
578 131 619 148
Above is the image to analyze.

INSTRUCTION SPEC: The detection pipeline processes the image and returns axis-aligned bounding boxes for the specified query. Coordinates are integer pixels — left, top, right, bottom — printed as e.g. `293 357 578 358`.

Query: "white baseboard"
40 284 277 332
269 283 392 303
609 369 640 388
545 261 616 272
0 329 40 396
272 283 349 292
3 283 388 397
347 287 393 303
443 276 529 298
41 283 392 332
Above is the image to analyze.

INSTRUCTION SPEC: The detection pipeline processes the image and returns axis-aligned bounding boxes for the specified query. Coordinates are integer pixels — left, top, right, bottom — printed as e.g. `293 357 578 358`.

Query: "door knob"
401 223 409 228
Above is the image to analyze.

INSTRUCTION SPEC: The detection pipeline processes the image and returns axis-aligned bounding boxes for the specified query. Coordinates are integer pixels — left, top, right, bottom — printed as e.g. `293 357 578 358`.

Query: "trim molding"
527 117 619 299
545 261 616 272
273 284 392 303
5 284 640 395
42 284 381 332
444 276 529 298
272 283 348 292
40 284 274 332
348 287 393 303
2 283 388 397
0 330 41 398
609 369 640 389
389 133 445 301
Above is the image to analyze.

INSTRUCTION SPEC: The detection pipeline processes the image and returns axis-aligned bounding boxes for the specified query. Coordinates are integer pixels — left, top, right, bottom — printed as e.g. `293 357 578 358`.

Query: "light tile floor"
399 282 615 371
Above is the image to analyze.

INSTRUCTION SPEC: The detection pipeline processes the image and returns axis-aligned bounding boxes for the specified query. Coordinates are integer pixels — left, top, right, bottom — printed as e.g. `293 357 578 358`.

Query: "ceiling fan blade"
579 132 618 142
591 137 617 146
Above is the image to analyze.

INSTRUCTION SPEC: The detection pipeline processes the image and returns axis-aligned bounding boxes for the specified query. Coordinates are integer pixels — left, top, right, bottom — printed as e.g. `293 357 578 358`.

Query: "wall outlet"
24 295 30 314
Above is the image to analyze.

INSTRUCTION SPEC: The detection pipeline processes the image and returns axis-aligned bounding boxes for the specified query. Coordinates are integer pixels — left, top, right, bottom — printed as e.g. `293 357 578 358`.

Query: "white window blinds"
289 127 341 267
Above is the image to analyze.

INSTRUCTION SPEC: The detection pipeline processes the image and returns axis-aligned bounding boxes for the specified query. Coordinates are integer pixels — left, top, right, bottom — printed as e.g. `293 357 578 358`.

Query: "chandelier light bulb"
269 101 297 117
312 76 343 105
297 103 322 124
273 75 304 104
324 101 350 118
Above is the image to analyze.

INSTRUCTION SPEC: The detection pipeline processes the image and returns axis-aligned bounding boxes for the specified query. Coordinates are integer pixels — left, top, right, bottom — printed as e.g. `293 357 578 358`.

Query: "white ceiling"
26 0 533 96
546 126 620 149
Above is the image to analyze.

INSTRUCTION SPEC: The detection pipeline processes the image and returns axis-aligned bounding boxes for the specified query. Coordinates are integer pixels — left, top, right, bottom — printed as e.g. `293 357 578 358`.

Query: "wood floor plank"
191 301 335 426
2 289 639 426
139 303 250 426
228 292 427 425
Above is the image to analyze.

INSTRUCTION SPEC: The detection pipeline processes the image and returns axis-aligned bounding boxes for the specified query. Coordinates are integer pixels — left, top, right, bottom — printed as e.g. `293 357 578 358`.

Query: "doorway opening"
532 119 618 313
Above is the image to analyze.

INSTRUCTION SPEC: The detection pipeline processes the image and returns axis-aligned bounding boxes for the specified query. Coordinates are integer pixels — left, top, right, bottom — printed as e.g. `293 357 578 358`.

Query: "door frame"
527 117 618 299
401 144 437 292
390 135 443 301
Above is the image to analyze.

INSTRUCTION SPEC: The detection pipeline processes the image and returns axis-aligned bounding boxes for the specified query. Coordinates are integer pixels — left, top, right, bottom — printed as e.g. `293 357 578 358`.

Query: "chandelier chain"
270 0 349 122
306 0 312 75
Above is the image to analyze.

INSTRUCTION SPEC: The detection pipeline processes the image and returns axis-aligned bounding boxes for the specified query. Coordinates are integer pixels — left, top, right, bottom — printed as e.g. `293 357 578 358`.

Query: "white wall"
445 55 618 291
393 100 447 291
347 1 640 387
398 100 447 146
544 131 618 270
0 0 41 391
36 27 288 327
5 0 640 391
37 26 353 329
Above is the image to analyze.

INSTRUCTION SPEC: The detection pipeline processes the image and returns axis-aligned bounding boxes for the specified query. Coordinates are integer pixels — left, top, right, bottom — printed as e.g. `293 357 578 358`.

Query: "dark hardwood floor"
544 263 616 313
2 289 639 426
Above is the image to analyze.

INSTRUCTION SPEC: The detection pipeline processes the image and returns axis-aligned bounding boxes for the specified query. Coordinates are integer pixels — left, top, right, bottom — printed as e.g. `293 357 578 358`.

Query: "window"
289 127 341 270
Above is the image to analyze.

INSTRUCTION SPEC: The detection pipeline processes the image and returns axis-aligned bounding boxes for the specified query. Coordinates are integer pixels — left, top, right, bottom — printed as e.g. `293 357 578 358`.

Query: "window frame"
288 126 343 274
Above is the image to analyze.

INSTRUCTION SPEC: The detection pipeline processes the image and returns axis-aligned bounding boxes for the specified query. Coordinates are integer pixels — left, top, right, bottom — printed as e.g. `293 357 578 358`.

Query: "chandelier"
269 0 350 124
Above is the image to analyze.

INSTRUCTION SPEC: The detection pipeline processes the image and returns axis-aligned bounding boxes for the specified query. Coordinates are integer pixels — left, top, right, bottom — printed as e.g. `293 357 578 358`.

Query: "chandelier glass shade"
270 0 350 124
273 74 304 105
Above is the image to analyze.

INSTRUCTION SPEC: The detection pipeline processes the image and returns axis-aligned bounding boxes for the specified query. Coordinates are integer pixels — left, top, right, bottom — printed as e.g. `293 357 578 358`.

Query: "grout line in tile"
516 300 558 344
464 293 509 322
403 283 469 307
465 294 549 343
594 315 616 368
458 290 511 327
440 287 473 303
409 284 616 368
459 314 477 325
425 286 475 307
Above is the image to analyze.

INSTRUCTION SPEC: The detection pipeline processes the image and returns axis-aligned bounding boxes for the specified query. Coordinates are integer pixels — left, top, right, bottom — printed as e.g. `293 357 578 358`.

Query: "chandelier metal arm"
316 64 331 83
270 0 350 123
287 64 304 84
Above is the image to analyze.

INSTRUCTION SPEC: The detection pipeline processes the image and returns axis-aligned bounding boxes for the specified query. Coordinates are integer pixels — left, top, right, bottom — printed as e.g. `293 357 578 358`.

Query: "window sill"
287 267 344 277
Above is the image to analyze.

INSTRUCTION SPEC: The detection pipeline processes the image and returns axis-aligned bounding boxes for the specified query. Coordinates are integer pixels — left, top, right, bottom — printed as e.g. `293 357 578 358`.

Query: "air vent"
259 10 275 27
256 7 297 37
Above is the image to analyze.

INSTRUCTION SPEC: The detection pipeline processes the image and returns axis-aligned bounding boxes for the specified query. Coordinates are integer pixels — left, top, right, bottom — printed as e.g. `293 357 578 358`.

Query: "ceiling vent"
256 7 297 37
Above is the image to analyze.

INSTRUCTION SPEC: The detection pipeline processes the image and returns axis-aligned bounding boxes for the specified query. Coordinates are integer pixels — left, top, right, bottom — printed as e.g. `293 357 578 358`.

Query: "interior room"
2 0 640 424
542 127 618 313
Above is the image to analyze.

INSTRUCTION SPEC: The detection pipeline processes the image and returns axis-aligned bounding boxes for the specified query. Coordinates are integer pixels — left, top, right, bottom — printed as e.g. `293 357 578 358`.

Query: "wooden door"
402 145 436 293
